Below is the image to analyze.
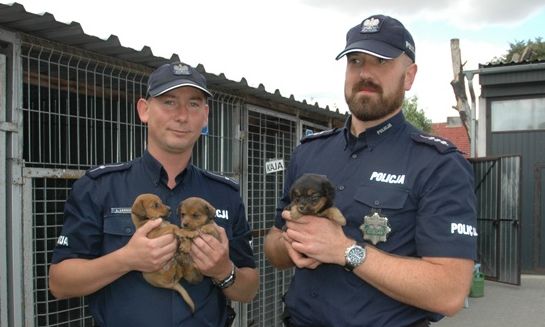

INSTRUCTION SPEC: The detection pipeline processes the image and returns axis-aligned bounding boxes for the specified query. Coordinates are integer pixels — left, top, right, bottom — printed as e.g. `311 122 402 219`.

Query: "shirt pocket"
102 214 135 253
353 184 409 212
353 184 412 242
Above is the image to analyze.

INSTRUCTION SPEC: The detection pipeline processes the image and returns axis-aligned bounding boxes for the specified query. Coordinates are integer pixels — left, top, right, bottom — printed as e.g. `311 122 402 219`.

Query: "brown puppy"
176 197 219 284
287 174 346 225
131 193 196 312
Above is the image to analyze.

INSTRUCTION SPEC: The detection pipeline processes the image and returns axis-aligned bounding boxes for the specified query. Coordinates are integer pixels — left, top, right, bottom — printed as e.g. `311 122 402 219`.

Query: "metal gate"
244 105 328 327
470 156 521 285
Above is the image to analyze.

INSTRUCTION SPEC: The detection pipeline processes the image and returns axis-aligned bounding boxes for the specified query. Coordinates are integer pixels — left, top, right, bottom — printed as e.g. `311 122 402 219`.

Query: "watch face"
346 244 366 270
348 246 365 263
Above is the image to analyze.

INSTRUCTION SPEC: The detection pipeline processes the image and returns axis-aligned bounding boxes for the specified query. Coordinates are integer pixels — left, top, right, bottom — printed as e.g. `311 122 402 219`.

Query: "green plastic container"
470 272 484 297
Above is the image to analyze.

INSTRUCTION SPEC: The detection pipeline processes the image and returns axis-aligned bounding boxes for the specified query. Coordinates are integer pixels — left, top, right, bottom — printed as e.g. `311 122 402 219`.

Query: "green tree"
402 95 432 133
491 37 545 63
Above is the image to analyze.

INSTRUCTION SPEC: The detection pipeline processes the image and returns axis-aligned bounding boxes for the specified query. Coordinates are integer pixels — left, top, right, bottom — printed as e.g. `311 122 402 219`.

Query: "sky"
6 0 545 122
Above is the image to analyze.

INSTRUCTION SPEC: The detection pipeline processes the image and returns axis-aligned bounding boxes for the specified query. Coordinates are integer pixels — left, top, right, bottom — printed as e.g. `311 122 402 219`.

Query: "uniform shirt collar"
343 111 406 150
142 150 191 187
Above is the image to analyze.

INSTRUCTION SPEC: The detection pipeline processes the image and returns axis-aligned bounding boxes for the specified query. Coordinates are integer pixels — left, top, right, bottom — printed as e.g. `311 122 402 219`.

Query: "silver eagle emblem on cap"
361 17 380 33
172 63 191 75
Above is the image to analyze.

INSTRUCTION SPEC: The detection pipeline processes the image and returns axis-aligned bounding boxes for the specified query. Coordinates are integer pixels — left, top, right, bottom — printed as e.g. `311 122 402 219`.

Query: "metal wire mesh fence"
16 39 330 327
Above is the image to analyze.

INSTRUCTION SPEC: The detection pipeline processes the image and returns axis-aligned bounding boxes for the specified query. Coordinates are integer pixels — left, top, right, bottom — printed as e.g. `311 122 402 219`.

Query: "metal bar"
8 30 25 327
37 47 44 164
22 175 35 327
23 167 85 179
47 50 53 165
0 51 9 327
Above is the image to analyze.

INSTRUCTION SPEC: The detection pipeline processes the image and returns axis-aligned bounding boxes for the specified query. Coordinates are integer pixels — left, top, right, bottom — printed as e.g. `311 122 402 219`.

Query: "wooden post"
450 38 470 137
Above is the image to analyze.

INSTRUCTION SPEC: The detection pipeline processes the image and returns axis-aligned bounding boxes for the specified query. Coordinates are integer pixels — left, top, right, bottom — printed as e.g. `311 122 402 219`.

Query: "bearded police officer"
264 14 477 327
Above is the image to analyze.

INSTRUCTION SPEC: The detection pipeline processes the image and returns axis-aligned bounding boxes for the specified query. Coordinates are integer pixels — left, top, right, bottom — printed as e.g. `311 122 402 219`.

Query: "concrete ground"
433 274 545 326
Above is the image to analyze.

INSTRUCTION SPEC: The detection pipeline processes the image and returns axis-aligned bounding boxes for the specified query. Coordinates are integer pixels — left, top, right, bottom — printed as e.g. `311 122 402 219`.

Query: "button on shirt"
275 112 477 327
52 151 255 327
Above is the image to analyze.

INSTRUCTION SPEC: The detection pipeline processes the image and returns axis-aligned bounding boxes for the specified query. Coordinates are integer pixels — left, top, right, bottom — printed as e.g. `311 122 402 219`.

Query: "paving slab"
433 275 545 326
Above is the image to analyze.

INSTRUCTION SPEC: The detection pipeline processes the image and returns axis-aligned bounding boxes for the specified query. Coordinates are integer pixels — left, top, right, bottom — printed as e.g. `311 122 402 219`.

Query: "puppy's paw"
178 238 192 253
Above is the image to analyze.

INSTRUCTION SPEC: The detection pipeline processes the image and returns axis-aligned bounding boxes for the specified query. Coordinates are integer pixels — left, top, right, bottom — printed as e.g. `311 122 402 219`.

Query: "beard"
345 75 405 122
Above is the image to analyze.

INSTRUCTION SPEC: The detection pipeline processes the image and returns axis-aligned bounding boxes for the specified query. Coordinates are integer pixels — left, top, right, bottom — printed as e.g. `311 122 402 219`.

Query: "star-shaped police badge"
360 211 391 245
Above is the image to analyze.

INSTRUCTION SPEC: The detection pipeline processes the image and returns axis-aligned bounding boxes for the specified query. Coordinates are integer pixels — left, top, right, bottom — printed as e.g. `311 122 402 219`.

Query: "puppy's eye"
153 203 159 208
310 194 321 202
192 214 199 219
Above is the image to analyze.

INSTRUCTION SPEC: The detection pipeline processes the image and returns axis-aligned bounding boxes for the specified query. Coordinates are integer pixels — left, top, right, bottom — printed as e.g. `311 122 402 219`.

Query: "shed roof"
0 2 344 122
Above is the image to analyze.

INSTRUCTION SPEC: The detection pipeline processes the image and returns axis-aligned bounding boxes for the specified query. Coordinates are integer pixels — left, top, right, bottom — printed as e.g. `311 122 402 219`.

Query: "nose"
357 65 373 80
173 105 189 122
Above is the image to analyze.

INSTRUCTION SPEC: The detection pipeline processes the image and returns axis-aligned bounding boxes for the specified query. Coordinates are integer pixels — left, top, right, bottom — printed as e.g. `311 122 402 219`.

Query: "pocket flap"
354 184 409 209
103 214 135 236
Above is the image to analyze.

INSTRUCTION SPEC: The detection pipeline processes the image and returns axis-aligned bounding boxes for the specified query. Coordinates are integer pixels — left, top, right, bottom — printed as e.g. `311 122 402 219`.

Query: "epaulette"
300 128 340 143
410 133 458 154
201 170 240 191
86 162 132 179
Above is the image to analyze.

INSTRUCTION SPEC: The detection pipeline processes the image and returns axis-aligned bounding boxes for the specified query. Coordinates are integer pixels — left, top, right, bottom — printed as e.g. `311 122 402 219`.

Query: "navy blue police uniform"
52 150 255 327
276 112 477 327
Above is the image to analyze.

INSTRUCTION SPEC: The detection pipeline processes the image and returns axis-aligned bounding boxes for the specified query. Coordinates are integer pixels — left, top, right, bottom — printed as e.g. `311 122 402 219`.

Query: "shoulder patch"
86 163 131 179
300 128 340 143
201 170 240 191
410 133 458 154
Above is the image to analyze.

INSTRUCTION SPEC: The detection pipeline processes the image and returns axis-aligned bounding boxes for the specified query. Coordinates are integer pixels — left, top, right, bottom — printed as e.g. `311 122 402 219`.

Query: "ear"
323 180 336 202
206 202 216 221
202 103 209 128
177 202 184 217
132 198 147 218
289 183 297 200
404 63 418 91
136 98 150 123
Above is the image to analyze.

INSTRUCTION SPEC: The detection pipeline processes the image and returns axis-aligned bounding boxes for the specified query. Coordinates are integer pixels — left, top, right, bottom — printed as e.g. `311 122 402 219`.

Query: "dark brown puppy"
287 174 346 225
177 197 219 284
131 193 196 312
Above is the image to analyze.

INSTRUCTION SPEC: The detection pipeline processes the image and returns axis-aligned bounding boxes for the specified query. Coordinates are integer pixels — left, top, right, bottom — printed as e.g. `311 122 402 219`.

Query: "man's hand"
283 210 351 267
190 224 232 281
121 218 177 272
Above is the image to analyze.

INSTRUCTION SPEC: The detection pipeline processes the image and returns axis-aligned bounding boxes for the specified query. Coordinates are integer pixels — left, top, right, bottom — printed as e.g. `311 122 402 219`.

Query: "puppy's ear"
177 202 184 217
322 179 336 206
206 202 216 222
132 198 147 218
289 183 297 201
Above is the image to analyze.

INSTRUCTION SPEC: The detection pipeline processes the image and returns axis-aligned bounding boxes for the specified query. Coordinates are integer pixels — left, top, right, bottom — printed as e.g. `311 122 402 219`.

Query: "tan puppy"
287 174 346 225
131 193 196 312
177 197 219 284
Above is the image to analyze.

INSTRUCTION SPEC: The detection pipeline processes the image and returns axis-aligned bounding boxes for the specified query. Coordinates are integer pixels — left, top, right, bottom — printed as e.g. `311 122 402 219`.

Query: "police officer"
49 62 258 326
264 14 477 327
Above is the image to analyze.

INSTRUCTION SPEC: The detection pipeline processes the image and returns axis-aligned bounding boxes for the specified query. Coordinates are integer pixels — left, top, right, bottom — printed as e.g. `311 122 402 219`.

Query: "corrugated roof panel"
0 2 343 119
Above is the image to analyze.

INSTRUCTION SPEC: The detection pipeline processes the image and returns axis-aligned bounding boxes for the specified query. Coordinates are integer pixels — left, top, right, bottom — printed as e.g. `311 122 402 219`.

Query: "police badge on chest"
360 210 391 245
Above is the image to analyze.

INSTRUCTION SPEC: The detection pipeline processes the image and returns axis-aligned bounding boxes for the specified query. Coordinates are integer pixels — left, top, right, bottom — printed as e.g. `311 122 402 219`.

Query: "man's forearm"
264 227 295 269
222 267 259 302
49 249 130 299
352 246 473 316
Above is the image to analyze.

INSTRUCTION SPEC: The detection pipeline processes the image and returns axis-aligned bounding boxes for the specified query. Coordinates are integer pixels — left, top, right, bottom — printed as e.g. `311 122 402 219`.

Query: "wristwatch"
344 242 366 271
213 263 237 289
